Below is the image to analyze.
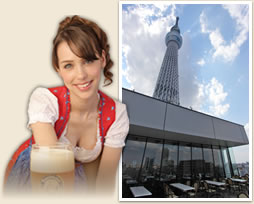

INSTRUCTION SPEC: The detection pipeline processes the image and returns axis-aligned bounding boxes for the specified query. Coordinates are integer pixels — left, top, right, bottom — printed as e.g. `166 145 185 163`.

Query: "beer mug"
30 142 75 193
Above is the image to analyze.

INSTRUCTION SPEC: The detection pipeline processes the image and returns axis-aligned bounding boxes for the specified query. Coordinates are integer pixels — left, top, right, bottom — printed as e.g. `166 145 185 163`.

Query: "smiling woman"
4 15 129 194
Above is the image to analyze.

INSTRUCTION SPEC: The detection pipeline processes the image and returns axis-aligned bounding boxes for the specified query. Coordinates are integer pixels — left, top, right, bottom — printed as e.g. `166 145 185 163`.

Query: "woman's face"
57 41 105 101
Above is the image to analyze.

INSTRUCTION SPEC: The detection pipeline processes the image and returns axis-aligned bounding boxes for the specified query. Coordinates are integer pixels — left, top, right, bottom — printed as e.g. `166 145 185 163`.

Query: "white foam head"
30 147 75 173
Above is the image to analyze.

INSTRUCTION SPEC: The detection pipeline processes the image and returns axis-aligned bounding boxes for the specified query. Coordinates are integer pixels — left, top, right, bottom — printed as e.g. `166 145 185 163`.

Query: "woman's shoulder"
31 86 68 98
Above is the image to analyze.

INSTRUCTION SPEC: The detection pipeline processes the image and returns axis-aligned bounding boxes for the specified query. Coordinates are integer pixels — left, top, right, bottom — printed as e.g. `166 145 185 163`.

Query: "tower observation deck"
153 17 182 105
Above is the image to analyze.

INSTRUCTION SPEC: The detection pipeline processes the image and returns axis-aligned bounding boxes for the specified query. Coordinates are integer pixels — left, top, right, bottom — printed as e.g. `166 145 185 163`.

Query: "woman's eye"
64 64 72 69
84 60 93 65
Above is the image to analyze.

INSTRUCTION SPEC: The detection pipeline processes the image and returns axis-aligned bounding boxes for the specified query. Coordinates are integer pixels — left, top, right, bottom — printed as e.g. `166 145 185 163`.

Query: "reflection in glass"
140 138 163 182
192 145 204 180
122 135 146 180
203 145 214 179
160 141 178 182
221 147 232 178
228 147 239 176
213 146 225 179
177 144 191 182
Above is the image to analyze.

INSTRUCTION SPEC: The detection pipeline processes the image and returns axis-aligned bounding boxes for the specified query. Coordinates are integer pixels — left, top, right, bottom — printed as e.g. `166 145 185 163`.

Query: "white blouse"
27 87 129 163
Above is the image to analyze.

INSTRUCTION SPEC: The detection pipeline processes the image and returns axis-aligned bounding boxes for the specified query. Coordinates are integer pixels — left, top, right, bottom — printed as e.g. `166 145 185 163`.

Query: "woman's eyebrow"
60 60 73 64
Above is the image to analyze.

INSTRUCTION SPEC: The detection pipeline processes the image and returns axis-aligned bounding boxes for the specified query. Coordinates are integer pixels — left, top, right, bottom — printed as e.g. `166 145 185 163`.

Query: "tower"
153 17 182 105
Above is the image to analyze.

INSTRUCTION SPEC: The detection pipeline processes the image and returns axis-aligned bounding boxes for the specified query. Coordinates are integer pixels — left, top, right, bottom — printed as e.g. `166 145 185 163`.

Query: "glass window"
160 141 178 182
192 144 204 180
140 138 163 182
177 143 191 182
228 147 239 176
203 145 214 179
221 147 232 178
212 146 225 179
122 135 146 180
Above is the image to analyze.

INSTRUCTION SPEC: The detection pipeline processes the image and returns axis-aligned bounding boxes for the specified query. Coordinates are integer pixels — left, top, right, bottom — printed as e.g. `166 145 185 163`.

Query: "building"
153 17 182 105
121 17 249 197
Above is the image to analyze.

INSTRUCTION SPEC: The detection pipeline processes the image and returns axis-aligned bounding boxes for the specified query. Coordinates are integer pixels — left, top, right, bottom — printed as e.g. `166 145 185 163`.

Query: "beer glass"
30 142 75 193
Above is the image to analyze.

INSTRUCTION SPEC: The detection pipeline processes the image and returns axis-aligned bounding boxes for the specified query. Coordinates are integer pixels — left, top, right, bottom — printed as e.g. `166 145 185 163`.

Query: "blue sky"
121 3 250 163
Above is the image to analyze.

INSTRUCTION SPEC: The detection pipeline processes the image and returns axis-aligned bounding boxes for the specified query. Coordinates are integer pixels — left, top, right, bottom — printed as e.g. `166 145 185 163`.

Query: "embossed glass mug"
30 142 75 193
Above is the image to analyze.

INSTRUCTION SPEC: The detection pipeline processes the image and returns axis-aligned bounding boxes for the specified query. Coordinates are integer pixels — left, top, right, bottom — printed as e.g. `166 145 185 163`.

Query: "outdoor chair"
218 179 227 192
237 192 248 198
163 183 178 198
204 181 216 197
198 180 205 191
188 182 199 198
227 178 240 193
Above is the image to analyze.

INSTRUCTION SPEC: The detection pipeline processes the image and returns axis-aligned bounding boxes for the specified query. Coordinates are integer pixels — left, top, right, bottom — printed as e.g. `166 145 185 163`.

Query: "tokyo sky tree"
153 17 182 105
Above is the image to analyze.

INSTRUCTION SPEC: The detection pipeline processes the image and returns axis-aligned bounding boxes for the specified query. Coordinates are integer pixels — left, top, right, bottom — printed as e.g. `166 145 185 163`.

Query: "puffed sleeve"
104 101 129 148
27 87 59 128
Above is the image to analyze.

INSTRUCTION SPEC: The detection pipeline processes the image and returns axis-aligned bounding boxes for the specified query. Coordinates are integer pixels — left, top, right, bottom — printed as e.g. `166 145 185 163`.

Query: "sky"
121 3 250 163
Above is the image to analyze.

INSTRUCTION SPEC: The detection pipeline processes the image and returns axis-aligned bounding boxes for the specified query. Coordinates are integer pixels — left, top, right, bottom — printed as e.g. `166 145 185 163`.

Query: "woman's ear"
101 50 106 69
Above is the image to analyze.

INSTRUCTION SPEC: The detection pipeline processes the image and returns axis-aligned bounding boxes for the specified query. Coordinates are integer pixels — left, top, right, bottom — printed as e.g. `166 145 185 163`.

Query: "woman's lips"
75 80 93 91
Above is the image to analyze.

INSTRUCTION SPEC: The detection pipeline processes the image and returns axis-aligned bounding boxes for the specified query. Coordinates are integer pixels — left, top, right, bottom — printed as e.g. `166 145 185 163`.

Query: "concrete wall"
123 89 248 147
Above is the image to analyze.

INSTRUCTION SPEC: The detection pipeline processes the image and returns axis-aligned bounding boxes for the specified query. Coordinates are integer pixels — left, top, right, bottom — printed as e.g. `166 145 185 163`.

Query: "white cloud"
122 4 176 96
197 58 205 66
199 5 249 62
187 77 230 117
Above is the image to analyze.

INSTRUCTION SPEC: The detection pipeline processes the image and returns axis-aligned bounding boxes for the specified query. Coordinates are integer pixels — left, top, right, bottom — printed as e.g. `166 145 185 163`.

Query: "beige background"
0 0 252 203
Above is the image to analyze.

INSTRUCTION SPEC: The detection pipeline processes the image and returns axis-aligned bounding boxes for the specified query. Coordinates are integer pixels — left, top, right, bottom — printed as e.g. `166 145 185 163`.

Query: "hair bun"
58 16 72 32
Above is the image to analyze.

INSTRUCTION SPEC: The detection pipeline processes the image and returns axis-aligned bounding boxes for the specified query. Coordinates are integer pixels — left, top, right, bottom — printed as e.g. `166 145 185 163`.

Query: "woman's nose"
76 65 87 79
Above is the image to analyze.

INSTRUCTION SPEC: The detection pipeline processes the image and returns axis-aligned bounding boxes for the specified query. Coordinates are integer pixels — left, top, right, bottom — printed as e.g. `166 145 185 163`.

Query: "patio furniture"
170 183 195 197
203 181 216 197
230 178 247 191
163 183 178 198
126 179 138 185
187 182 199 198
130 186 152 198
237 192 248 198
227 178 240 193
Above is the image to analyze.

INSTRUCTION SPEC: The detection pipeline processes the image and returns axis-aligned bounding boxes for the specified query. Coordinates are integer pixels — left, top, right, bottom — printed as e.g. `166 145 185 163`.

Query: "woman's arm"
30 122 58 145
83 156 101 192
95 146 122 193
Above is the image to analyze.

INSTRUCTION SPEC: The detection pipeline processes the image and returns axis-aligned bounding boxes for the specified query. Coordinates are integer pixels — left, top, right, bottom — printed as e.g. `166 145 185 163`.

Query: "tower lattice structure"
153 17 182 105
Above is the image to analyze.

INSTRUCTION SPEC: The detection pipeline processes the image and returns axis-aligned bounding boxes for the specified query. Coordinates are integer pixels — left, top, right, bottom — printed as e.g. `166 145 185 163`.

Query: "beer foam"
30 148 75 173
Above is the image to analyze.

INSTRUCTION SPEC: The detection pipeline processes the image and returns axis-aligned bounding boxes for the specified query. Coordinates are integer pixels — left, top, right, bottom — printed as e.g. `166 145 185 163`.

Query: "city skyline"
121 3 251 163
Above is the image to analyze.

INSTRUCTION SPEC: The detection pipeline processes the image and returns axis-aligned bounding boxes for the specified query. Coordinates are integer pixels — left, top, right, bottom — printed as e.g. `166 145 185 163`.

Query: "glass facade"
160 141 178 182
212 146 225 179
203 145 214 179
140 138 163 182
122 135 146 180
122 135 238 185
177 144 191 182
191 144 204 180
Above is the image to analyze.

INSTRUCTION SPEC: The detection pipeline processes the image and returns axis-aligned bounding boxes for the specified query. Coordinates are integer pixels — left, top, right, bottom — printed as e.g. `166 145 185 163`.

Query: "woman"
4 15 129 193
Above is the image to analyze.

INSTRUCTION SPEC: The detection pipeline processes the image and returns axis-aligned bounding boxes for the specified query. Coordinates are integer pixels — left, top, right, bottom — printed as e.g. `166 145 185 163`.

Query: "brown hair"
52 15 113 86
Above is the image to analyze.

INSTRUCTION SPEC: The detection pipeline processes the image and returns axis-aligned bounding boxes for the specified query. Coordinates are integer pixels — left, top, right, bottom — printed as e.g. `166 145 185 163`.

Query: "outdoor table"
230 178 247 191
130 186 152 198
230 178 247 183
126 179 138 185
205 180 226 186
170 183 194 197
205 180 226 197
123 175 132 180
170 183 195 192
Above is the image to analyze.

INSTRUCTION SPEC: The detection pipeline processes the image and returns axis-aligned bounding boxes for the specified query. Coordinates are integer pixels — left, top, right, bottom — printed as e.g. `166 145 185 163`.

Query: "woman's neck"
70 92 99 119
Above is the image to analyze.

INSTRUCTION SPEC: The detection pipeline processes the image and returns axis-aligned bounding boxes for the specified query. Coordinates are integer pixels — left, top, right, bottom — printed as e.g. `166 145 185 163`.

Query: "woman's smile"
75 80 93 91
